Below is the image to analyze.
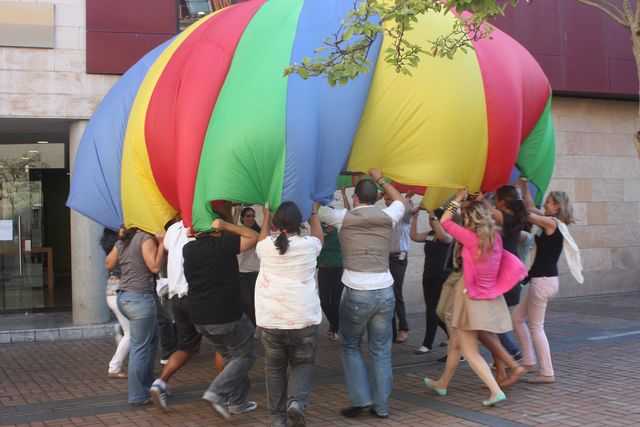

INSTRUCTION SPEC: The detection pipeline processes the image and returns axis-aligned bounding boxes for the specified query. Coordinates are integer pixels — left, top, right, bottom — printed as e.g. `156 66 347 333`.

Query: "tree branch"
600 0 627 18
575 0 630 28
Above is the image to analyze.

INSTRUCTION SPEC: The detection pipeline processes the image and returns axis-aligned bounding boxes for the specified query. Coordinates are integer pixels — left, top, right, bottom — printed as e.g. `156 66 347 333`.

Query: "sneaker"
287 403 306 427
415 346 431 354
130 399 152 406
369 407 389 419
229 400 257 415
340 405 371 418
203 393 231 421
150 380 168 411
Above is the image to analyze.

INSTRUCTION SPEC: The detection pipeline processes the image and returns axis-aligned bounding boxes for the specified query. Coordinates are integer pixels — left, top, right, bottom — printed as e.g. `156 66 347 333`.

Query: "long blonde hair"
463 201 500 258
548 191 575 225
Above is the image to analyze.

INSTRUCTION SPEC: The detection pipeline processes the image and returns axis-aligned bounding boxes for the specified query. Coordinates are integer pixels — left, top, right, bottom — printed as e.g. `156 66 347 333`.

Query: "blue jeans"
261 325 320 426
339 286 395 415
196 314 256 406
117 291 159 403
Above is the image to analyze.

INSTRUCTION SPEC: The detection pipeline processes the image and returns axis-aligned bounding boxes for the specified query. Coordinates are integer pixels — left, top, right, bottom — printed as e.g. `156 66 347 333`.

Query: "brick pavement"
1 292 639 426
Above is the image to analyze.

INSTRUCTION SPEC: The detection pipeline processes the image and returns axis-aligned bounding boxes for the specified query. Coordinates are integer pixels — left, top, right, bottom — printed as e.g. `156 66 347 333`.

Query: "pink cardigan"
442 220 526 300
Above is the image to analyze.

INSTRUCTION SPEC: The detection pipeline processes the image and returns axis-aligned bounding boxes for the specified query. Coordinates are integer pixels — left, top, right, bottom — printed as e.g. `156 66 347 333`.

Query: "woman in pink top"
424 189 526 407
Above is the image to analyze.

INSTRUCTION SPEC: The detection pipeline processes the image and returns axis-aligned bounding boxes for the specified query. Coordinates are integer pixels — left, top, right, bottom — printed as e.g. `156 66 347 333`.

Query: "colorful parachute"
67 0 555 233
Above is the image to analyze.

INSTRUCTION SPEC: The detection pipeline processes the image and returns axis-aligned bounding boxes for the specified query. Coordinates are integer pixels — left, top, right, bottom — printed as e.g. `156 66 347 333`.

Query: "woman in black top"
410 208 453 354
512 178 575 384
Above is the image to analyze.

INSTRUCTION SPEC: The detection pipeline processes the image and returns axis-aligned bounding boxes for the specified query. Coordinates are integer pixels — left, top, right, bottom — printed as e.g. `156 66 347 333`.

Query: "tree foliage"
284 0 518 86
0 153 47 217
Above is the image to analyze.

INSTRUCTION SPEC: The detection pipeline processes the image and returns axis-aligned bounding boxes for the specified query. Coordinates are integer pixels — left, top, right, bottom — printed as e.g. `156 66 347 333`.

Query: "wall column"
69 120 109 325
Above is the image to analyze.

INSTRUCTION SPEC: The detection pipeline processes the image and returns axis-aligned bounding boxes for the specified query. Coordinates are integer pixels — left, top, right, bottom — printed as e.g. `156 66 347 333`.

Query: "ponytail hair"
120 227 138 248
272 201 303 255
274 232 289 255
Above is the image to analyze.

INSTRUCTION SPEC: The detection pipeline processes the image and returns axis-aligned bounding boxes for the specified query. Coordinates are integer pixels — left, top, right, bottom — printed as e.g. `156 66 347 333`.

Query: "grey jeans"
196 314 256 406
260 325 320 426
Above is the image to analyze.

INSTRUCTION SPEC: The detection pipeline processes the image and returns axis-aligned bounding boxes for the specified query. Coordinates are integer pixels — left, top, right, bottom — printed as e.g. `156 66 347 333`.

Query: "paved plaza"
1 292 639 427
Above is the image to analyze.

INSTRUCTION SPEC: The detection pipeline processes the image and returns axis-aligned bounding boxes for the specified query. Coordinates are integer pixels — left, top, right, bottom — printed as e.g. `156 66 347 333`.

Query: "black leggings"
318 266 344 332
422 274 449 348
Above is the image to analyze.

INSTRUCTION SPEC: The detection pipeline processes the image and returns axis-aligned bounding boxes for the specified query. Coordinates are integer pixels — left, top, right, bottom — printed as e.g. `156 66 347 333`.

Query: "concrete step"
0 312 116 343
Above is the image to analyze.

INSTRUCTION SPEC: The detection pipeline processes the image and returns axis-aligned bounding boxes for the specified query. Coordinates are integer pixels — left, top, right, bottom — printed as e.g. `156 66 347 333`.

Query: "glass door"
0 150 46 311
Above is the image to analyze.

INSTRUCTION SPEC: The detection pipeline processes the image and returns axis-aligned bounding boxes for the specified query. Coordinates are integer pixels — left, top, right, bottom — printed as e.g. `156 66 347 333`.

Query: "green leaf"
343 26 355 41
298 67 310 79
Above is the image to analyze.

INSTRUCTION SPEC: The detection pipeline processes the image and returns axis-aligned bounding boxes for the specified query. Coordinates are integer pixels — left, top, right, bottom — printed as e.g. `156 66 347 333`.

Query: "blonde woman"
423 189 526 407
512 179 575 384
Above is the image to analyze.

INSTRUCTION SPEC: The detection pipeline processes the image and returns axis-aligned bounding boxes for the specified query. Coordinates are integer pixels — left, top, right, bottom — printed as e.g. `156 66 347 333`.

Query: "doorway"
0 142 71 313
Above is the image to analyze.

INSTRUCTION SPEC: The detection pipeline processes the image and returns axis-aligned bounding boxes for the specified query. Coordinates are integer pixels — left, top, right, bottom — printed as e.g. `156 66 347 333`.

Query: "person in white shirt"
150 219 211 411
255 201 324 427
317 168 405 419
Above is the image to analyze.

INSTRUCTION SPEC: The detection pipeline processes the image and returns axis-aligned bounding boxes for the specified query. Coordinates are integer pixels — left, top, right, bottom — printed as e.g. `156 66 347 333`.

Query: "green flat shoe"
423 377 447 396
482 391 506 407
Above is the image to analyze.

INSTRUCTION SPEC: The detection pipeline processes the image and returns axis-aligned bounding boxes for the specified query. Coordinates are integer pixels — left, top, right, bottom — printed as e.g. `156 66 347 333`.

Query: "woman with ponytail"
423 189 526 407
105 226 166 405
255 201 324 427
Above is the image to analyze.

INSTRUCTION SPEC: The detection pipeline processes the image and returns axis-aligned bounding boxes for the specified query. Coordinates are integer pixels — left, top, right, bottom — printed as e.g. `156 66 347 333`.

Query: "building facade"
0 0 638 322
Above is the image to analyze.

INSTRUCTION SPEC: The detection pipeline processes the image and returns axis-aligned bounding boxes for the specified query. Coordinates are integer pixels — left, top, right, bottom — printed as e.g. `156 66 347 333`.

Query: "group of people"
100 168 581 425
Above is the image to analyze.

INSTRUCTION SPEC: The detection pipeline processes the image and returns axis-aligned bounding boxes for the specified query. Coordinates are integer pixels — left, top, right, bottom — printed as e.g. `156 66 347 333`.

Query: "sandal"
526 375 555 384
108 371 127 379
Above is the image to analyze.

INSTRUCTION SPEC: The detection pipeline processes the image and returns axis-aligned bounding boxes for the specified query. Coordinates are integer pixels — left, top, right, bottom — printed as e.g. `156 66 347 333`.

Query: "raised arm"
340 187 352 210
429 212 453 244
310 201 324 246
232 204 241 225
517 177 543 216
212 218 259 252
369 168 402 203
258 203 271 242
105 245 119 270
410 210 429 242
441 188 466 223
516 177 557 234
141 231 166 274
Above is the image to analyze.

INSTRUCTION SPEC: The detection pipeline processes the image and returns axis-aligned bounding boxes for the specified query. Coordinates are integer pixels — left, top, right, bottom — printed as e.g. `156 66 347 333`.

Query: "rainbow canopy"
67 0 555 233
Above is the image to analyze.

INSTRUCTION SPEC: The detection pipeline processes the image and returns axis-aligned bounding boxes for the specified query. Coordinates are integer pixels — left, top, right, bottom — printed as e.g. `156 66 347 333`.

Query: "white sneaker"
414 346 431 354
229 400 257 415
150 380 168 411
203 392 231 420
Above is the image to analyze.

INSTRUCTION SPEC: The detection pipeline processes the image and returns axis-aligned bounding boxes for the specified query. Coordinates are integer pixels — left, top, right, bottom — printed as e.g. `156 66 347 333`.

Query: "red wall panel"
491 0 638 98
86 0 177 74
86 32 174 75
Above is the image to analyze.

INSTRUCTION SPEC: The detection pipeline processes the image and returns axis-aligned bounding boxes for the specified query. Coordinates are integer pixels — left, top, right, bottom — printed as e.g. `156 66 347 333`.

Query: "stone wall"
404 96 640 313
0 0 118 119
